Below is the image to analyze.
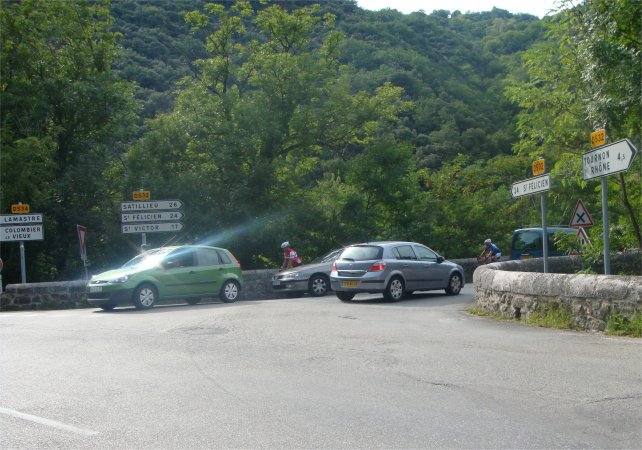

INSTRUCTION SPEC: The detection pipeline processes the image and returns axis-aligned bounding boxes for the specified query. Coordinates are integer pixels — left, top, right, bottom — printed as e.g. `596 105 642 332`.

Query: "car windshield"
339 245 383 261
122 248 173 270
310 249 343 264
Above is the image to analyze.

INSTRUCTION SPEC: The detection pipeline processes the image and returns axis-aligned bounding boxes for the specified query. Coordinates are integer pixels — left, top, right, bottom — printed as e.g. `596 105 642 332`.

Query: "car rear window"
340 245 383 261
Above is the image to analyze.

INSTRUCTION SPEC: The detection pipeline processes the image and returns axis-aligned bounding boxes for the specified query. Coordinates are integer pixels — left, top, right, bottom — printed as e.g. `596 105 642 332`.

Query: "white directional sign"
0 214 43 224
122 222 184 234
0 225 44 241
582 139 638 180
511 174 551 198
120 200 183 212
121 211 183 223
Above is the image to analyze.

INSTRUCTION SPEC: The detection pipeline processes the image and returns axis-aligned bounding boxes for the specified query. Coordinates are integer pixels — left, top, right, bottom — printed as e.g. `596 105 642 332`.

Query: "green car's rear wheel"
220 280 240 303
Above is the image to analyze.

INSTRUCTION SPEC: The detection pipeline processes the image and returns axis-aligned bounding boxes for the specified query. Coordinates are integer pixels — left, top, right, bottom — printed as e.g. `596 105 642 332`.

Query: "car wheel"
445 273 463 295
220 280 240 303
308 274 329 297
384 276 404 302
336 291 355 302
99 303 117 311
133 283 157 310
186 298 200 305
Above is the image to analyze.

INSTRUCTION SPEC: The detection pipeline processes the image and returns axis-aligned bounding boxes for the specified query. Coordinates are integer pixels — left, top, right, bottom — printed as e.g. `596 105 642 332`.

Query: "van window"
510 228 576 260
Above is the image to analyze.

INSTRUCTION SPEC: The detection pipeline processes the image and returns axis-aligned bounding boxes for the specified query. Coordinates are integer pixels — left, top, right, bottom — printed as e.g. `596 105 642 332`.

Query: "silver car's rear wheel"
133 283 157 310
384 276 404 302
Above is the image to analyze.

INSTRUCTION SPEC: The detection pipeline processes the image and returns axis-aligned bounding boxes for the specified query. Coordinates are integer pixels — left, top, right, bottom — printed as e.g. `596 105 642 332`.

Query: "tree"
0 0 137 282
126 2 411 267
505 0 641 251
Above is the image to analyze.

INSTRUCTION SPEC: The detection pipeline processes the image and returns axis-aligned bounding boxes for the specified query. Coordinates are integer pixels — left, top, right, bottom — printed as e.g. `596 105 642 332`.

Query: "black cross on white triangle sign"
569 199 593 228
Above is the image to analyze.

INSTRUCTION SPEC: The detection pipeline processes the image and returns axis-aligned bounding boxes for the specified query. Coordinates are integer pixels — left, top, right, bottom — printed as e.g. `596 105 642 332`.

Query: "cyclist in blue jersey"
479 238 501 262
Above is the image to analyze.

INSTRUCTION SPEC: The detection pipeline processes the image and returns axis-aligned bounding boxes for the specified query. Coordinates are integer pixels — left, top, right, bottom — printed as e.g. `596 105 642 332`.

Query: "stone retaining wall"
474 256 642 331
0 259 476 311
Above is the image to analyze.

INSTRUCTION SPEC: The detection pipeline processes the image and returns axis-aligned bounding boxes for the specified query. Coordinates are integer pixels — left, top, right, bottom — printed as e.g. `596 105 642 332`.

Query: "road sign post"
77 225 88 279
511 173 552 273
583 137 639 274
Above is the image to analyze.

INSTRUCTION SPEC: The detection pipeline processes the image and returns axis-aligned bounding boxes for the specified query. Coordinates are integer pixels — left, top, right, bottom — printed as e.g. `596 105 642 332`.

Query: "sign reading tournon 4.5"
511 174 551 198
582 139 638 181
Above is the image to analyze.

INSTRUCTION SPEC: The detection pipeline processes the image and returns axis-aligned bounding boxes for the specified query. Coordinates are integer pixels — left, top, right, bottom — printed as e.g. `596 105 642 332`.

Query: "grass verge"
605 313 642 338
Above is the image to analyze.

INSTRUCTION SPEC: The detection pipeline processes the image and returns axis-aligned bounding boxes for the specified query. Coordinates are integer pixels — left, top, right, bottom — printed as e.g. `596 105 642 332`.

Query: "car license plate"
272 280 281 286
341 281 359 287
89 286 102 293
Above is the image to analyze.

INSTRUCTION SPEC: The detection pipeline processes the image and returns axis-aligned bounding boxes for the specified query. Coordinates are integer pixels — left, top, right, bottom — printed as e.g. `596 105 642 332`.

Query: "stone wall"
474 256 642 331
1 259 475 311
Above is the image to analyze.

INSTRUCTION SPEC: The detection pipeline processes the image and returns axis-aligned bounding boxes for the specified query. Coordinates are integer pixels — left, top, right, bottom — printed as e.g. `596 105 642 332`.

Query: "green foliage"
1 0 639 283
1 0 138 281
606 313 642 338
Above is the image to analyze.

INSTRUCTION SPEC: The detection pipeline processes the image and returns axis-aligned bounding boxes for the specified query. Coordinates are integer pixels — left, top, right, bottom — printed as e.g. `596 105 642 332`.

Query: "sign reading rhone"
120 200 183 212
582 139 638 180
511 174 551 198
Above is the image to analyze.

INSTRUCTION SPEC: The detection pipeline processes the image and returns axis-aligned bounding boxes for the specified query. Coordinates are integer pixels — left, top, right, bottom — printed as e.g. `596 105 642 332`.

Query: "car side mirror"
437 256 445 263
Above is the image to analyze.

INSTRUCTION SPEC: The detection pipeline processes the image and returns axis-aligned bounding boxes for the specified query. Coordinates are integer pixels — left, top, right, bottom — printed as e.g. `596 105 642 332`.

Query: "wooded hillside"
1 0 639 283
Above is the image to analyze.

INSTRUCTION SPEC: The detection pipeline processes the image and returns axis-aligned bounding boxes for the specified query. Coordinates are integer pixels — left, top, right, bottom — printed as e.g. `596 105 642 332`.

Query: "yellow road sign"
591 129 605 148
133 191 151 201
11 204 30 214
532 159 545 176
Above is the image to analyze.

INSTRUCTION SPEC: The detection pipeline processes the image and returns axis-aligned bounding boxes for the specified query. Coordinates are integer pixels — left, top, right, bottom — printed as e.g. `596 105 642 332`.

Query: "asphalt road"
1 285 640 449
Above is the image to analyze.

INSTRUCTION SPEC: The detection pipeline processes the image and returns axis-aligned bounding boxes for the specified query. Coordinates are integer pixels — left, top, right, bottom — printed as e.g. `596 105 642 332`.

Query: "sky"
356 0 560 18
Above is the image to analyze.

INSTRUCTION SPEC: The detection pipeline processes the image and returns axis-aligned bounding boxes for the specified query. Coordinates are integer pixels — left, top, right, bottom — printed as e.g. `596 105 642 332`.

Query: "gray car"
272 248 343 297
330 241 464 302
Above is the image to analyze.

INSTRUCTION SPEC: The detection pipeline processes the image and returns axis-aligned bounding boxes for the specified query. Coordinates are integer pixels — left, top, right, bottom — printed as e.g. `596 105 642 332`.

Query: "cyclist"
479 238 501 263
281 241 303 269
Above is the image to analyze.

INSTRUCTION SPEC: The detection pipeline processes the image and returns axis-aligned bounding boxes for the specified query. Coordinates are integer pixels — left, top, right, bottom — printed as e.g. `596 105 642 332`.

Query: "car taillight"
232 255 241 269
332 262 337 271
368 261 385 272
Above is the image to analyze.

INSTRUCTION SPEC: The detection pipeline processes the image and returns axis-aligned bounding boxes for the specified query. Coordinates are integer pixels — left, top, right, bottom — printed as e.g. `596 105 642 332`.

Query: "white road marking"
0 407 99 436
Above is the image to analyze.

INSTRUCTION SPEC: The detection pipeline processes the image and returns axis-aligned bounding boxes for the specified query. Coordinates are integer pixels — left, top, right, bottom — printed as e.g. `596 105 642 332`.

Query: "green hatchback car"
86 245 243 311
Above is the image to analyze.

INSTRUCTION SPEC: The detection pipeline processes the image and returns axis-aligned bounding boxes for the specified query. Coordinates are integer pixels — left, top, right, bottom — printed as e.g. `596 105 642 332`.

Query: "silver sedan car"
330 241 464 302
272 248 343 297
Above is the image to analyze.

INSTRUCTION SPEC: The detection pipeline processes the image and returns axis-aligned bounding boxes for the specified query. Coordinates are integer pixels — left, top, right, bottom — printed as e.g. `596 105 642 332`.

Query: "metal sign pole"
541 193 549 273
601 177 611 274
19 240 26 283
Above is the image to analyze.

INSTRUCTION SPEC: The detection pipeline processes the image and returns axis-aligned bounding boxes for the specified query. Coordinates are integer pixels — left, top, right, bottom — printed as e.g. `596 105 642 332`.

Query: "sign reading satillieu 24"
582 139 638 181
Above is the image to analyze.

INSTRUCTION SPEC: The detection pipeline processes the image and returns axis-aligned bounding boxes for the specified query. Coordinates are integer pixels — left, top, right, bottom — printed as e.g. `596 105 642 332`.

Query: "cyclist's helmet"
281 241 290 249
484 239 492 245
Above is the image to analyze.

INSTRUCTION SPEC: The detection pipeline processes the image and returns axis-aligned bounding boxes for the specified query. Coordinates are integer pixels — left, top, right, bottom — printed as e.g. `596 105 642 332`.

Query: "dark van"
510 227 577 260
